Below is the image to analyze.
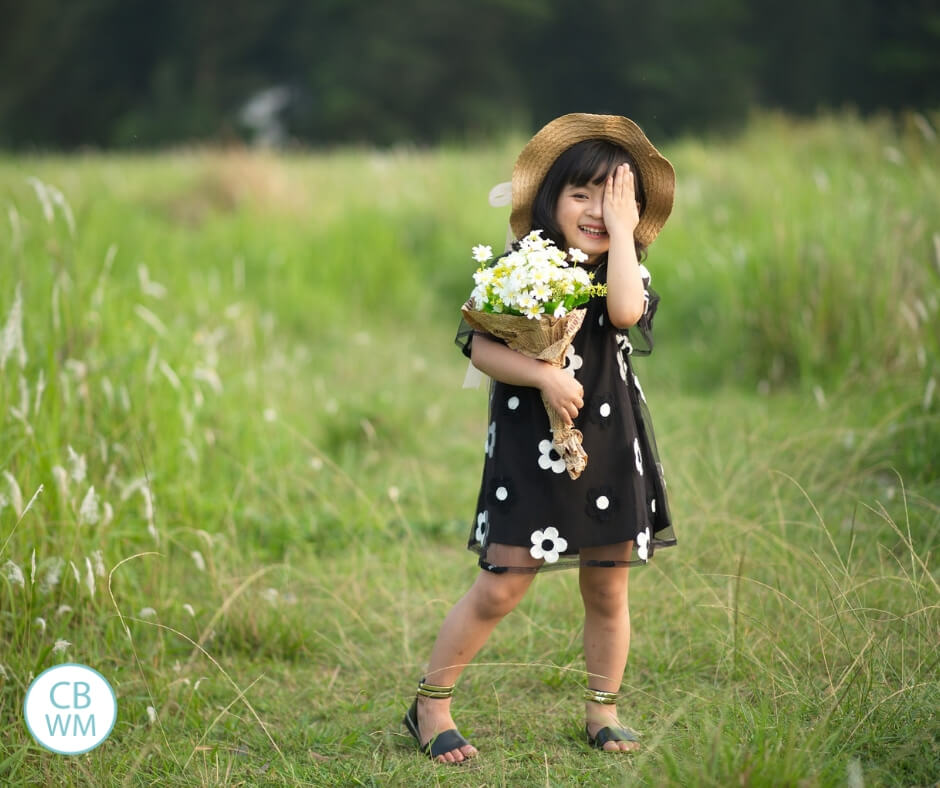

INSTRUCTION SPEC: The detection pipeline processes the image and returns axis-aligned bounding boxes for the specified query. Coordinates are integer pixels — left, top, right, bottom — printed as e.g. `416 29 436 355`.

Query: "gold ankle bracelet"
416 678 456 699
583 687 619 705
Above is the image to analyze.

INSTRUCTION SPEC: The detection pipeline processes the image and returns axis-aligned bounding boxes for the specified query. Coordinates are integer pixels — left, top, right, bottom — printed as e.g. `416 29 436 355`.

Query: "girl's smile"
555 180 612 263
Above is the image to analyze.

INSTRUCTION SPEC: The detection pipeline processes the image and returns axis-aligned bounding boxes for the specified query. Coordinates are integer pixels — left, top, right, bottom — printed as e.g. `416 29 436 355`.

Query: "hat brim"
510 114 675 247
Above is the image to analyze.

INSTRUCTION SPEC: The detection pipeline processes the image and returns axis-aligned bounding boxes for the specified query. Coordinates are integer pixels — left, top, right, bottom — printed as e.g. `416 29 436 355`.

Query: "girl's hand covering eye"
603 164 640 239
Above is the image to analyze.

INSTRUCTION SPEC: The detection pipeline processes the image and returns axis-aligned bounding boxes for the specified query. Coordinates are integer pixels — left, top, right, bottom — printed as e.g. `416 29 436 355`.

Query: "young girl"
403 113 677 763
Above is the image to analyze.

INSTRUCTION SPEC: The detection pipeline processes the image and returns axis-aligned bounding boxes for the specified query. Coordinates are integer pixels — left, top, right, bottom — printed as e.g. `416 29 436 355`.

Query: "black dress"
455 261 676 573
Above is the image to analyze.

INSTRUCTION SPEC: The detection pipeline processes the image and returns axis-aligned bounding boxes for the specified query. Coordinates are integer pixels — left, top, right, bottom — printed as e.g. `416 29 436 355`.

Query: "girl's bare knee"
470 574 531 620
580 576 628 618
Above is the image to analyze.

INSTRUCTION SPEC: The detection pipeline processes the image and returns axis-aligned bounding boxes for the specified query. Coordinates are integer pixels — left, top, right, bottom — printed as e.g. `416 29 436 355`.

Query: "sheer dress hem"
470 539 677 574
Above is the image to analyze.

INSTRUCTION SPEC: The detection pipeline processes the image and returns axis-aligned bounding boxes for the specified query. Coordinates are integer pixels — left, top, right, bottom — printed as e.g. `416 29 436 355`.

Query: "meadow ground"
0 112 938 786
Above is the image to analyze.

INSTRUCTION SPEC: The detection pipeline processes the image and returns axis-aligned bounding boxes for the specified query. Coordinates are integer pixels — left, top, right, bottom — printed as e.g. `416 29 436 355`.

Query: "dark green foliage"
0 0 938 148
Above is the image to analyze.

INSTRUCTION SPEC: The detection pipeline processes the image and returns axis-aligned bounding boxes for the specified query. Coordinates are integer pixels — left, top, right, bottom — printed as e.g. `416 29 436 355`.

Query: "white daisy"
563 345 583 377
537 439 566 474
634 437 644 475
485 422 496 458
473 267 494 286
636 527 651 562
614 334 632 382
475 511 489 544
472 244 493 263
568 247 588 264
529 526 568 563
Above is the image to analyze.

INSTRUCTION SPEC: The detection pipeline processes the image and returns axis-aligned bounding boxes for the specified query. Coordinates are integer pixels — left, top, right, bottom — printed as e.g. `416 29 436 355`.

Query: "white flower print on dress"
529 526 568 563
636 527 651 562
614 334 632 381
537 439 566 474
475 511 489 544
507 395 520 410
633 373 646 403
651 498 656 514
562 345 583 377
633 437 644 475
485 422 496 457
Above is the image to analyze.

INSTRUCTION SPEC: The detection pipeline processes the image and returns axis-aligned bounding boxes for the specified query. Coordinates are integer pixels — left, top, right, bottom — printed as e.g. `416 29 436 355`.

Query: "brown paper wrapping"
461 302 588 479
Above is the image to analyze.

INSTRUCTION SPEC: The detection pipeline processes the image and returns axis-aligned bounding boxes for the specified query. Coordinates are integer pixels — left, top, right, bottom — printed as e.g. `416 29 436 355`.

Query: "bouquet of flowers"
461 231 606 479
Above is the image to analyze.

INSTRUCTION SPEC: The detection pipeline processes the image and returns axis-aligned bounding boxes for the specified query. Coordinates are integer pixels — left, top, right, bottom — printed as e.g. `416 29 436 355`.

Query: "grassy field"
0 112 938 786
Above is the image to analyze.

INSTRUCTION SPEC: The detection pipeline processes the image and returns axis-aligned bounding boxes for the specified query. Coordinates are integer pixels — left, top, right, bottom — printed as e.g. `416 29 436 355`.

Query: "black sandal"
584 687 640 750
402 678 474 762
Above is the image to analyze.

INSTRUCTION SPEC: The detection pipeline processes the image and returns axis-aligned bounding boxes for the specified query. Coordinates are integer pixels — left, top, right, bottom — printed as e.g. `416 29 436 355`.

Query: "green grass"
0 112 938 786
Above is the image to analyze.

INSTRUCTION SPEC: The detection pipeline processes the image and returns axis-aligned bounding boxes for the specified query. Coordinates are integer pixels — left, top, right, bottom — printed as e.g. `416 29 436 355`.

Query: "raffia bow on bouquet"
461 231 605 480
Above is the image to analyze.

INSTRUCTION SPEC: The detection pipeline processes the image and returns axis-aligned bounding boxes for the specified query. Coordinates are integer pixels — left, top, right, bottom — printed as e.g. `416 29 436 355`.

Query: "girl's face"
554 178 612 264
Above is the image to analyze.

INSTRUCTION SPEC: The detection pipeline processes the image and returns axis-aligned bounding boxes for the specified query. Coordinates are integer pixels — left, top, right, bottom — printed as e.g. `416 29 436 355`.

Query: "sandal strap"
403 698 472 760
417 677 456 699
426 727 471 759
587 724 640 748
583 687 619 704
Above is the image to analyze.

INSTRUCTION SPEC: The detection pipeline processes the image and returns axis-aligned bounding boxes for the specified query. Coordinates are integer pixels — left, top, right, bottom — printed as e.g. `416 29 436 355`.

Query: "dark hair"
529 139 647 261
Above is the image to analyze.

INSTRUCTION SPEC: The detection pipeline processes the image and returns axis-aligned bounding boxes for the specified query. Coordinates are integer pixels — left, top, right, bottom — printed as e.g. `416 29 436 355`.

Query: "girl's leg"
416 544 540 764
578 541 638 752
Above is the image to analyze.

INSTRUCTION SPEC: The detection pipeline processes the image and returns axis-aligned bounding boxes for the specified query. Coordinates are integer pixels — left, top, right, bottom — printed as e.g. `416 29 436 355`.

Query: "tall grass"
0 113 937 785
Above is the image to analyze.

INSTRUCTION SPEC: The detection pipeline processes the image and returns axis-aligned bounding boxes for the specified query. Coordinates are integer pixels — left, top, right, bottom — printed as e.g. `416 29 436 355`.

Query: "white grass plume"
101 376 114 407
26 177 54 222
52 465 69 499
33 369 45 416
3 471 23 517
135 305 167 336
3 560 25 587
79 486 100 525
137 264 167 299
67 446 86 484
0 283 27 371
159 360 182 391
84 557 95 597
46 184 75 238
39 557 64 594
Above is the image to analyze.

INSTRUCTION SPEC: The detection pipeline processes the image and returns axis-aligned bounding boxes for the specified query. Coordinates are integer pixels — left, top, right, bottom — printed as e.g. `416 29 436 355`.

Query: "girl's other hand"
538 365 584 426
603 163 640 241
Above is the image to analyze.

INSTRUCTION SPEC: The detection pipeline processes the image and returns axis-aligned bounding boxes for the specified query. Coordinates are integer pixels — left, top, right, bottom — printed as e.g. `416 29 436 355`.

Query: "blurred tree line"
0 0 937 149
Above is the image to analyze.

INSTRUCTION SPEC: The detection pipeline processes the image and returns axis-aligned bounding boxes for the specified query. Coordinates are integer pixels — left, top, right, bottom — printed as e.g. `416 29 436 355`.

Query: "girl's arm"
604 163 646 329
470 333 584 426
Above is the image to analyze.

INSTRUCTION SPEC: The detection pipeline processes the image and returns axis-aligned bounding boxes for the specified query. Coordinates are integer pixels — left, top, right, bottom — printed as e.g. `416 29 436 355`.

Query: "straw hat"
509 113 675 246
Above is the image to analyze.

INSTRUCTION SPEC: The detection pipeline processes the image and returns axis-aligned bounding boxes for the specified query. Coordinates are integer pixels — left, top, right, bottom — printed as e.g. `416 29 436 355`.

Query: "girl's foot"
416 695 478 764
586 710 640 752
